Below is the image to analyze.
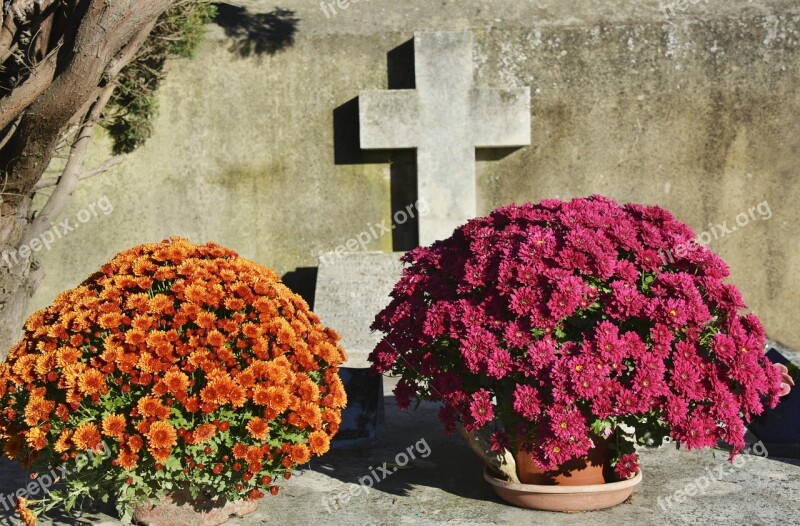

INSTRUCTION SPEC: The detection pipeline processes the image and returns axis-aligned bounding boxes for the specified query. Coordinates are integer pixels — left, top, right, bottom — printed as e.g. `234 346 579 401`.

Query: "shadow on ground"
302 385 499 506
213 3 299 57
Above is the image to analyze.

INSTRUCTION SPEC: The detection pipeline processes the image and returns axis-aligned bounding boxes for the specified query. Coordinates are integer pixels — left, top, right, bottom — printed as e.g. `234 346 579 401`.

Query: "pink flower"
490 431 511 453
438 405 458 434
615 453 639 479
504 320 533 349
393 380 416 410
526 339 557 371
512 384 541 420
547 405 588 441
431 371 463 399
509 286 540 316
470 390 495 427
608 280 646 319
487 348 513 379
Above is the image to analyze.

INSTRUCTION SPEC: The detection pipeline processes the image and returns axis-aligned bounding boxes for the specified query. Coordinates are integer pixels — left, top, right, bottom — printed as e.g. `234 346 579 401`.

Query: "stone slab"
314 252 405 368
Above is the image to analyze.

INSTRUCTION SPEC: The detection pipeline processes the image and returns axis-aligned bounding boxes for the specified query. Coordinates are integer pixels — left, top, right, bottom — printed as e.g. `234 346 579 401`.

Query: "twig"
25 82 115 243
33 154 124 190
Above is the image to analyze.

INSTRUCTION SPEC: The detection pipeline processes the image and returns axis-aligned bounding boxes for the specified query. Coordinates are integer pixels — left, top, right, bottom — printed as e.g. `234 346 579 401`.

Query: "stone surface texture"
314 252 404 368
359 31 530 245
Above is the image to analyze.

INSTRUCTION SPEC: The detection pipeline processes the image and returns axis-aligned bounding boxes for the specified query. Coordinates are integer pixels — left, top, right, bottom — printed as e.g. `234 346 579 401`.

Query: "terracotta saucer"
484 468 642 512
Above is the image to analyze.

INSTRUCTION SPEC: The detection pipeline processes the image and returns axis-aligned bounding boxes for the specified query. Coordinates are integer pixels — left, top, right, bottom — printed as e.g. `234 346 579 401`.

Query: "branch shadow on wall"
213 3 299 58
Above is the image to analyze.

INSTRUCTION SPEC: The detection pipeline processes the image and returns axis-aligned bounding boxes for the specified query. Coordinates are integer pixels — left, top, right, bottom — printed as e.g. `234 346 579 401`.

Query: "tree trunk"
0 198 43 359
0 0 175 358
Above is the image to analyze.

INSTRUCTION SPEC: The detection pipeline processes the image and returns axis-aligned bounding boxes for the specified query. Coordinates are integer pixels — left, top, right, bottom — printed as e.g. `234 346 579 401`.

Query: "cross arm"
359 90 420 150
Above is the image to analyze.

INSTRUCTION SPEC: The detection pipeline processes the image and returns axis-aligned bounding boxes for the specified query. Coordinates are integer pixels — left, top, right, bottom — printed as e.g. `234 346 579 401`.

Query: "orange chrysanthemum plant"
0 238 347 523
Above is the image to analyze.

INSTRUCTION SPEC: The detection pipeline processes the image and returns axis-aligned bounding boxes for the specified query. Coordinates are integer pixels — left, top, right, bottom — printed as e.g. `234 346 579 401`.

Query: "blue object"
746 348 800 458
331 368 385 449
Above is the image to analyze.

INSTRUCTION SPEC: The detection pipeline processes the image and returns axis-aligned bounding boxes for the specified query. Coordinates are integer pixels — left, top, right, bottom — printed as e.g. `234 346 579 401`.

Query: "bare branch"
0 117 20 150
0 44 60 130
33 154 124 190
26 82 116 242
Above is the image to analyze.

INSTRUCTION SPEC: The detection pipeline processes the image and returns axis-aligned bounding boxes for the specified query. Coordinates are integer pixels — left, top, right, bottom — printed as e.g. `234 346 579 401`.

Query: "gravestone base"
314 252 406 448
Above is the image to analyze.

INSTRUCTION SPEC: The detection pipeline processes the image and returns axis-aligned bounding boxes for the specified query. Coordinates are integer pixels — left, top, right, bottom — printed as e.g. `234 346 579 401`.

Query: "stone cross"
359 31 531 245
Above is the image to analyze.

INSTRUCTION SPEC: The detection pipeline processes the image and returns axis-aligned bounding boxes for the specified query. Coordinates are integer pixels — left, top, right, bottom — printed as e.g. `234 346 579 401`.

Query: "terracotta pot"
485 467 642 512
514 437 609 486
133 489 258 526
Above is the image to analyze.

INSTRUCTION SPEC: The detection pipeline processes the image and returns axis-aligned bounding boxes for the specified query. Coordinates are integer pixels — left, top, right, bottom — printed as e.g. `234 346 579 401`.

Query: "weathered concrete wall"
31 0 800 348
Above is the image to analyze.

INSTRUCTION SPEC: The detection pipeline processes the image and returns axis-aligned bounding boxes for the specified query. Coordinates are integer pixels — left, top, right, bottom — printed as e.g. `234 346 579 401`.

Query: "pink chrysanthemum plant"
369 196 784 483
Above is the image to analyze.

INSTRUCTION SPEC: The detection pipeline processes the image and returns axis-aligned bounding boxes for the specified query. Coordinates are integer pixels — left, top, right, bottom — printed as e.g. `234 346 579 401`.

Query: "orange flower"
290 443 312 464
163 370 190 395
54 430 73 453
264 358 293 385
236 370 255 388
224 298 245 311
78 369 106 396
98 312 123 330
266 386 291 413
242 323 262 339
322 409 342 425
200 374 239 407
296 401 322 429
15 496 37 526
117 448 139 470
124 329 147 346
232 443 248 459
149 447 171 462
309 431 331 455
206 330 226 347
72 423 102 450
23 397 55 426
184 284 208 305
228 384 247 409
137 396 170 420
128 434 144 453
12 355 37 383
296 375 320 402
3 434 23 459
148 294 174 314
246 417 270 440
56 347 83 368
192 423 217 444
253 386 270 406
195 311 217 330
132 315 155 331
276 321 295 346
125 293 150 312
1 237 349 484
117 352 139 373
101 414 127 438
245 445 263 464
34 352 57 376
146 421 177 450
329 377 348 408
